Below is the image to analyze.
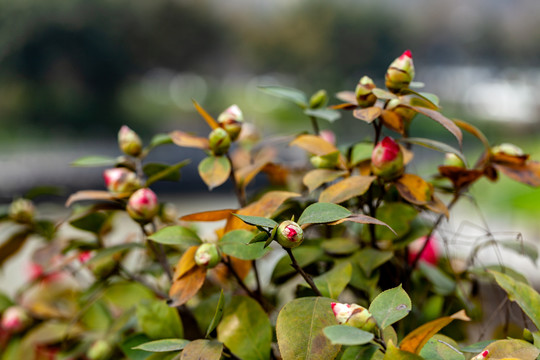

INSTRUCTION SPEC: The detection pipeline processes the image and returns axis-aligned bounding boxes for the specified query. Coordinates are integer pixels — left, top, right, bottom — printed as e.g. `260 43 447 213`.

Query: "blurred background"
1 0 540 287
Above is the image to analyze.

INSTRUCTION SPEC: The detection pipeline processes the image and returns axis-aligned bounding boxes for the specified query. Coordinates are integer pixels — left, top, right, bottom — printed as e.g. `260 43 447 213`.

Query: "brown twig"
310 115 320 136
284 247 322 296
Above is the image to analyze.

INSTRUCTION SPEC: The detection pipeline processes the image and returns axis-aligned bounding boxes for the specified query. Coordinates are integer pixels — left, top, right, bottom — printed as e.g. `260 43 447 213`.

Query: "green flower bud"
355 76 377 108
218 105 243 141
209 127 231 156
194 243 221 268
371 137 404 180
118 125 143 157
276 220 304 249
9 198 35 224
491 143 524 157
331 302 377 333
87 340 113 360
310 151 340 169
127 188 159 222
385 50 415 93
309 89 328 109
443 153 465 168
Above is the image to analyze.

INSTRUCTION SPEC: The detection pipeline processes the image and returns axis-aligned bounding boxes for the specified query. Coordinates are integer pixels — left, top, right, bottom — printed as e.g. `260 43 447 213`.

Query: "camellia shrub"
2 50 540 360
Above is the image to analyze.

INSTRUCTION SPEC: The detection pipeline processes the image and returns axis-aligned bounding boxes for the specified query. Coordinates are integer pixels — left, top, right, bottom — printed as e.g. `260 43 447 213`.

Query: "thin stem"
223 256 259 302
253 260 262 297
140 224 173 281
284 247 322 296
310 116 320 135
373 119 383 145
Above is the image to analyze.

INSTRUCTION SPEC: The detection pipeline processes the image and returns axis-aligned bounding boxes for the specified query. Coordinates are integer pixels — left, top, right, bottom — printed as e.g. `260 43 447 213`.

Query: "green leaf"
490 270 540 330
120 333 153 360
249 232 269 244
351 142 373 166
206 290 225 338
102 282 154 311
363 203 417 241
0 228 31 268
313 262 352 299
482 339 540 359
88 243 143 264
419 334 464 360
304 108 341 123
341 344 380 360
180 339 223 360
460 340 495 353
198 156 231 190
134 339 189 352
372 88 398 100
0 291 13 313
71 155 118 167
148 133 173 150
321 238 359 256
233 214 278 228
80 300 112 332
272 246 323 280
276 297 341 360
69 212 110 234
323 325 374 346
145 160 190 186
298 202 351 226
148 226 202 249
356 248 394 277
399 137 467 167
258 85 308 108
369 284 411 329
499 240 538 264
419 262 456 296
24 186 65 200
219 230 270 261
217 296 272 360
137 299 184 340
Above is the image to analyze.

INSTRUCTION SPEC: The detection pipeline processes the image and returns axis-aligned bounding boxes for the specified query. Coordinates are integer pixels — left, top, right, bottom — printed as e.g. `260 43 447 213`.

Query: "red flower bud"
355 76 377 108
127 188 159 222
319 130 336 145
1 306 31 333
218 105 243 141
194 243 221 268
471 350 489 359
209 127 232 156
118 125 143 157
78 251 93 264
276 220 304 249
385 50 415 93
331 302 377 333
103 168 140 194
8 198 35 224
407 236 439 266
371 137 404 180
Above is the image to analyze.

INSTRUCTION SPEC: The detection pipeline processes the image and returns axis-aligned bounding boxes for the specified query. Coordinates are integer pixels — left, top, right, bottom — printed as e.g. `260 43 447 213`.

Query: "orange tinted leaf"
425 195 449 218
199 156 231 190
353 107 382 123
491 153 529 166
329 103 357 110
169 265 207 307
407 106 463 147
303 169 348 193
495 161 540 187
395 174 433 205
335 91 357 104
329 214 396 235
180 209 236 222
65 190 121 207
380 110 405 134
454 119 490 151
438 166 484 190
400 310 470 354
235 149 276 189
173 246 199 280
290 134 339 156
192 99 219 130
319 176 376 204
402 145 414 165
262 163 289 186
170 131 210 150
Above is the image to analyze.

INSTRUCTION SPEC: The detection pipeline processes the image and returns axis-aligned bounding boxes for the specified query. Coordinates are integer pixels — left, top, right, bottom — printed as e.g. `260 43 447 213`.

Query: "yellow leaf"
290 134 338 156
395 174 433 205
303 169 348 193
192 99 219 130
482 339 540 360
198 156 231 190
381 109 405 134
180 209 236 222
353 107 382 123
173 246 199 280
170 130 209 150
319 176 376 204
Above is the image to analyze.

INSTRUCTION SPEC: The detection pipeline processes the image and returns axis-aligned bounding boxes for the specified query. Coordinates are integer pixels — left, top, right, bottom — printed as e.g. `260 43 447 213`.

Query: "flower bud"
443 153 465 168
319 130 336 145
407 236 439 265
78 251 93 264
385 50 415 93
127 188 159 222
87 340 113 360
1 306 31 333
331 302 377 333
218 105 244 141
309 89 328 109
118 125 143 157
9 198 35 223
471 350 489 360
310 151 340 169
209 127 231 156
194 243 221 268
103 168 140 194
355 76 377 108
276 220 304 249
371 137 404 180
491 143 524 157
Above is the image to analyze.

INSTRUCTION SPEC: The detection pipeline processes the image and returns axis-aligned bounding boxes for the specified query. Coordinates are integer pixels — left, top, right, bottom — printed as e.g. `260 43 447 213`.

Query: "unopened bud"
331 302 377 333
118 125 143 157
127 188 159 222
276 220 304 249
471 350 489 360
491 143 524 157
103 168 140 194
371 137 404 180
309 89 328 109
218 105 244 141
319 130 336 145
387 99 417 125
310 151 340 169
443 153 465 168
355 76 377 108
9 198 35 223
78 251 93 264
408 236 439 266
194 243 221 268
87 339 113 360
1 306 31 333
209 127 231 156
385 50 415 93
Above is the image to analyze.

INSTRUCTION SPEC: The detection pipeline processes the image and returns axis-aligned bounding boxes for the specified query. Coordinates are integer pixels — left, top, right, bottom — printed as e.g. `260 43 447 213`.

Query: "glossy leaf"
181 339 223 360
298 202 351 226
419 262 456 296
323 325 374 346
399 137 467 167
372 88 398 100
319 176 375 204
217 296 272 360
145 160 190 186
173 246 199 280
136 299 184 339
321 238 359 256
71 155 117 167
305 108 341 123
181 209 236 222
380 110 405 134
102 282 154 311
351 142 373 166
206 289 225 338
272 246 324 279
481 339 540 360
219 229 270 260
258 85 308 108
198 156 231 190
396 174 433 205
169 266 207 307
290 134 339 156
120 333 153 360
147 133 173 149
353 107 382 123
149 226 202 248
366 202 417 241
88 243 143 264
133 338 189 352
369 284 411 329
312 262 352 299
341 344 380 360
460 340 496 354
356 248 394 277
407 106 462 146
233 214 278 228
419 334 464 360
170 130 210 150
192 99 220 129
276 297 341 360
328 214 397 235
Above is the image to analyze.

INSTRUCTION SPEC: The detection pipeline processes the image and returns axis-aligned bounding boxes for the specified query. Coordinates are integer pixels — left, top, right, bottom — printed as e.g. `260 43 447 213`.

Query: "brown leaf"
328 214 396 235
406 106 463 147
438 166 484 190
380 110 405 134
65 190 121 207
425 194 449 218
454 119 490 151
303 169 348 193
180 209 236 222
395 174 433 205
173 246 199 280
170 130 210 150
335 91 357 105
192 99 219 130
319 175 376 204
169 265 207 307
491 153 529 166
353 107 382 123
495 161 540 187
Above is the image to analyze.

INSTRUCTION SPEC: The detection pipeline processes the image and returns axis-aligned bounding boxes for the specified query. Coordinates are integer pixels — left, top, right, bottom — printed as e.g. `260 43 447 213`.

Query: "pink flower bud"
9 198 35 224
209 127 231 156
194 243 221 268
408 236 439 265
118 125 143 157
1 306 31 333
355 76 377 108
385 50 415 93
331 302 377 333
471 350 489 359
491 143 524 157
218 105 244 141
127 188 159 222
371 137 404 180
78 251 93 264
319 130 336 145
276 220 304 249
103 168 140 194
